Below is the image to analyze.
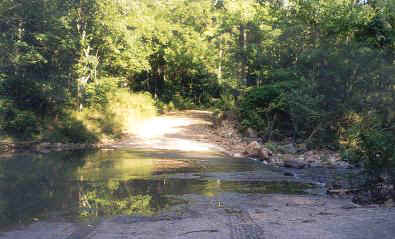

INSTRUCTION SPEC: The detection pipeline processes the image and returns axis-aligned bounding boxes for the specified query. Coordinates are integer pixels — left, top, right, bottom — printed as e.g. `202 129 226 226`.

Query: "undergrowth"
72 88 157 142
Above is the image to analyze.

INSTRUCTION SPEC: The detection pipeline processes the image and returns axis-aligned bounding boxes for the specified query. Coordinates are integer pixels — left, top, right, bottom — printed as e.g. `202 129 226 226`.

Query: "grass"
73 89 157 141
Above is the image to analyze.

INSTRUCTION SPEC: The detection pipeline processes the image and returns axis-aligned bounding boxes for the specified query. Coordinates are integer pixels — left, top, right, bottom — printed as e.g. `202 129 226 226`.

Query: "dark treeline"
0 0 394 179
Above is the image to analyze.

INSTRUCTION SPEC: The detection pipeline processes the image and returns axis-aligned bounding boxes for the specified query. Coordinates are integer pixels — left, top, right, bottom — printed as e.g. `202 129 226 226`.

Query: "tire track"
228 210 265 239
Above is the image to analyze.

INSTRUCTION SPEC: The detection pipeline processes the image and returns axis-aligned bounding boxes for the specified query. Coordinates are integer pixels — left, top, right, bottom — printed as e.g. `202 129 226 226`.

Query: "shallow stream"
0 149 313 228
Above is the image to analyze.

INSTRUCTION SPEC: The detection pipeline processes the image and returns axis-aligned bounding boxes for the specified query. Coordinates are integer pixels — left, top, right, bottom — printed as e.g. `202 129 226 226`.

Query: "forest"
0 0 394 178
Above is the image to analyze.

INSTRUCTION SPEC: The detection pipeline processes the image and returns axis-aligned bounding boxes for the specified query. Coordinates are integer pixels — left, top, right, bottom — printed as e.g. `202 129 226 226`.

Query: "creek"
0 149 314 229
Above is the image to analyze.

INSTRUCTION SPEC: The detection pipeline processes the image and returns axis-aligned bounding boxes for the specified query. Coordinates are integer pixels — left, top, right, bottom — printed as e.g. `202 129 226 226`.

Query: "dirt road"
113 110 225 152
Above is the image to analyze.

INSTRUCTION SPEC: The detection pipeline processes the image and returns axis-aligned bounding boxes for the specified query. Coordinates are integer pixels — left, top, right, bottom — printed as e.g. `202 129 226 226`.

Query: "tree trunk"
218 39 223 81
238 24 248 87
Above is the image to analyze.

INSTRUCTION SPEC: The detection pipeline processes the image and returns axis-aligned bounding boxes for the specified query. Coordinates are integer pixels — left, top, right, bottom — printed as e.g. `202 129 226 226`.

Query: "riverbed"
0 149 313 229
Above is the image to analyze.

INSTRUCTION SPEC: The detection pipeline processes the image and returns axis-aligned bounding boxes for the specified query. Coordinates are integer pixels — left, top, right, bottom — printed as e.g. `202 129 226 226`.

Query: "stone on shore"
278 143 297 154
258 147 273 161
282 154 306 169
244 141 261 157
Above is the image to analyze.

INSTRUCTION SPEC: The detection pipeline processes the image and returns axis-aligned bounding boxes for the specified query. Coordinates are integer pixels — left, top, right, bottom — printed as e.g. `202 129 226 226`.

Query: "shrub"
74 87 157 140
0 100 40 139
172 94 196 110
343 116 395 203
84 77 123 109
156 101 176 114
48 116 98 143
285 78 335 147
105 89 157 133
218 94 236 112
239 81 297 140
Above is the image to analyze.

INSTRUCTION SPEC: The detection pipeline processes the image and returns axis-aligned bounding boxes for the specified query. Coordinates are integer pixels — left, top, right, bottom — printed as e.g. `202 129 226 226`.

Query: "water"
0 150 312 228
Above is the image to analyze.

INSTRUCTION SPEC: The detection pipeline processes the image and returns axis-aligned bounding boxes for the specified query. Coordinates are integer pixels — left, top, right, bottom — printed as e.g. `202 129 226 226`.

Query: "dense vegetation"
0 0 394 196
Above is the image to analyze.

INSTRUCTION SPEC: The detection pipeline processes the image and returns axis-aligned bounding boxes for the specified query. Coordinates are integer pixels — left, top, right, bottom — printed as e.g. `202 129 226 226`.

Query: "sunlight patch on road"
130 112 219 152
135 116 209 139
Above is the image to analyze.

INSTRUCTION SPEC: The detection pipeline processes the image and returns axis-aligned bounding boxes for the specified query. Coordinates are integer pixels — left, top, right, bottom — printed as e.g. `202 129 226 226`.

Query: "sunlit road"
114 110 225 152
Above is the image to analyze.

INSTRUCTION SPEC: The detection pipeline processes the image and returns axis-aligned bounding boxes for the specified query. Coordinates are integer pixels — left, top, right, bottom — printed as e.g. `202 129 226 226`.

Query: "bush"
106 89 157 132
156 101 176 114
216 94 237 112
74 87 157 140
83 77 123 109
0 75 158 143
48 116 98 143
172 94 196 110
343 117 395 203
285 78 336 147
239 81 297 140
0 100 40 139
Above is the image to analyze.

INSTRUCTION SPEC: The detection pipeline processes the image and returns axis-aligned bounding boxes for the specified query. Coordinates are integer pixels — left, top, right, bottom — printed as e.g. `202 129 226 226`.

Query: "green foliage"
343 116 395 167
74 87 157 140
171 94 197 110
234 0 395 148
84 77 124 108
47 115 99 143
342 116 395 202
218 94 237 112
155 101 176 114
358 129 394 174
239 81 297 139
0 0 394 155
0 100 40 139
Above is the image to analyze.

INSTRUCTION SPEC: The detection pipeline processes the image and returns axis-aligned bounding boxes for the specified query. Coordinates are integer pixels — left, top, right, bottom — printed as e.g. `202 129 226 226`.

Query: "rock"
384 199 394 208
301 219 316 223
296 155 305 161
244 137 259 143
296 143 307 153
39 149 50 154
33 145 42 152
39 142 51 148
244 141 261 156
279 143 297 154
325 162 337 168
245 127 258 138
284 160 306 169
284 172 295 177
337 161 352 169
267 155 284 166
258 147 273 161
352 193 371 205
309 162 322 167
283 155 306 169
328 154 339 163
341 202 360 209
303 150 321 163
232 152 244 158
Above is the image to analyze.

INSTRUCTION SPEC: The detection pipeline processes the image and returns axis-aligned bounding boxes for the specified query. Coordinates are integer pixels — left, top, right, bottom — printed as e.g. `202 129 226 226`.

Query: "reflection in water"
0 150 311 228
